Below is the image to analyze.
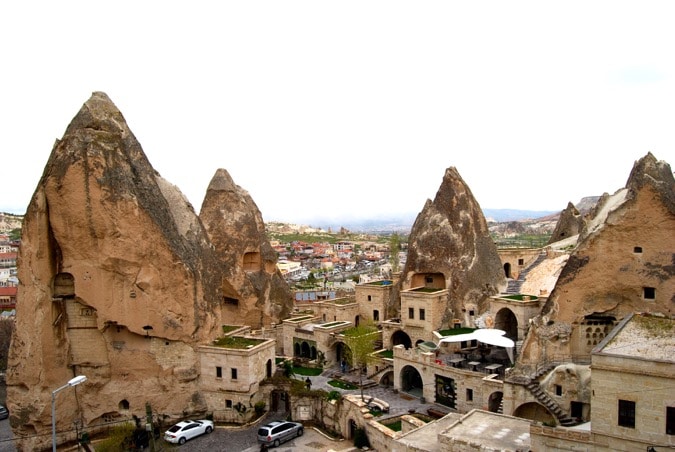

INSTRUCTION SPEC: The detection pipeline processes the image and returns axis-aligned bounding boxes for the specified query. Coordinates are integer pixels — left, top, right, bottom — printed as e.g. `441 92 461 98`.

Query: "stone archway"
379 370 394 387
400 365 424 398
494 307 518 341
391 330 412 349
488 391 503 413
513 401 555 424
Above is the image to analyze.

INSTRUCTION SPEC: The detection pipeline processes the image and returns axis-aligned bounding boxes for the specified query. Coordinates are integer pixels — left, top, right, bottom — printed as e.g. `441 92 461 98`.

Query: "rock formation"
199 169 293 327
547 202 584 244
401 166 506 326
516 152 675 373
6 92 291 450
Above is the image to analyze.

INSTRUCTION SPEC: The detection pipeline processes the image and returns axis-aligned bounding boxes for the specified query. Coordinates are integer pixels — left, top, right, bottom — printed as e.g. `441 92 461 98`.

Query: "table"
447 357 464 368
468 361 480 372
485 363 503 374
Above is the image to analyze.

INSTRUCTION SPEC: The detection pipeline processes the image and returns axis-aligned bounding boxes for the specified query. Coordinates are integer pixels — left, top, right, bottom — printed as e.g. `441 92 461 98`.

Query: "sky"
1 1 674 225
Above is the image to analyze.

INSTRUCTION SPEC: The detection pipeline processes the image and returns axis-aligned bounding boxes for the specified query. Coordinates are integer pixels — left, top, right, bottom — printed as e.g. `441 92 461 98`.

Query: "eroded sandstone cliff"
516 152 675 373
6 92 291 450
401 166 506 326
200 169 293 327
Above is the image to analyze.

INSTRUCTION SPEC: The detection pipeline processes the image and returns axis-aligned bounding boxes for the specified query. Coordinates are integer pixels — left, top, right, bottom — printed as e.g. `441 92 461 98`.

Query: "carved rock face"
6 92 290 450
401 166 506 325
199 168 293 327
517 153 675 371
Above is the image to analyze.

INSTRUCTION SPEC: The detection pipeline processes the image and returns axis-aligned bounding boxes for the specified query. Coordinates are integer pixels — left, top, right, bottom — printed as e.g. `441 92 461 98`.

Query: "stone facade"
399 288 448 346
354 280 394 324
497 248 542 280
198 337 275 423
529 313 674 451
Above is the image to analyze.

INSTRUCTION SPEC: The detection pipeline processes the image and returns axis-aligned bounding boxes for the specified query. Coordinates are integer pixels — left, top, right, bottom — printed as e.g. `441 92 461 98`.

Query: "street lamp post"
51 375 87 452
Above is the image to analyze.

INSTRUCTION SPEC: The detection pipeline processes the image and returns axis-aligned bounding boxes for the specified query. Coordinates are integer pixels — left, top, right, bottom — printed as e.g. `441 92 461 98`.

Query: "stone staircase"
506 251 547 294
525 380 577 427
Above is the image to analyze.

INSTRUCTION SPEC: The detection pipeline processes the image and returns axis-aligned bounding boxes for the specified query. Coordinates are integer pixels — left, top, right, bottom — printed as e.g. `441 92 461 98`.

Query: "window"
469 310 475 316
226 400 232 409
555 384 562 396
408 307 414 319
518 258 524 265
633 246 642 253
466 388 473 401
667 406 675 435
216 366 222 378
419 309 426 321
644 287 655 300
373 310 379 321
618 400 635 428
223 296 239 305
231 368 238 380
367 295 372 301
425 276 433 284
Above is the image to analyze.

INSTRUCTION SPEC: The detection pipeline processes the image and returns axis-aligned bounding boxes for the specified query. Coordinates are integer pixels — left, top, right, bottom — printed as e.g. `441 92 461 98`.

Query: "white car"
163 419 214 445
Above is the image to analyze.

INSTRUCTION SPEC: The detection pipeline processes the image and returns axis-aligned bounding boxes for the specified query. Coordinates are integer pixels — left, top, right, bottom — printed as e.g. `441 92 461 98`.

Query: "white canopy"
438 328 515 363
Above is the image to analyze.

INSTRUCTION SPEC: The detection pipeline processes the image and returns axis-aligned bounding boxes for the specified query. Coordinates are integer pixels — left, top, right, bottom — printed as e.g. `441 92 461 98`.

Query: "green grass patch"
212 336 265 349
437 327 476 336
292 366 324 376
327 380 358 390
500 294 538 301
221 325 240 334
383 420 402 431
377 350 394 359
411 287 442 293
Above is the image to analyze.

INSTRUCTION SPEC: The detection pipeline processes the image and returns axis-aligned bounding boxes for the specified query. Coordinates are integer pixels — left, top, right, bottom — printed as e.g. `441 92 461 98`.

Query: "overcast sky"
1 2 673 225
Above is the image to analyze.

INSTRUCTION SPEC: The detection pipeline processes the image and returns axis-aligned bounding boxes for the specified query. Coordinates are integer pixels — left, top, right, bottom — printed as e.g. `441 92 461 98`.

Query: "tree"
389 233 401 273
0 320 14 371
342 322 380 400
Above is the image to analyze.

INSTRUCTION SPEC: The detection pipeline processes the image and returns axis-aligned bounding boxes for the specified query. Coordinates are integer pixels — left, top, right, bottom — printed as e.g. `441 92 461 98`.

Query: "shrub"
94 422 135 452
254 401 266 417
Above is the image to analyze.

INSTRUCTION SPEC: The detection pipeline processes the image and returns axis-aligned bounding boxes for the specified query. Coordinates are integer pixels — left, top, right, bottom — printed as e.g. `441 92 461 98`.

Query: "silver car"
257 421 303 448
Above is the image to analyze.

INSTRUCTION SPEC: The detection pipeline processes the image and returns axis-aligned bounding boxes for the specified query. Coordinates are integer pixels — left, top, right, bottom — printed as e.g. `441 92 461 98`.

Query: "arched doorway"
503 262 512 279
488 391 503 413
379 370 394 387
355 315 360 326
400 365 424 398
348 419 357 440
391 330 412 349
270 390 290 413
266 359 273 378
301 342 311 358
494 308 518 341
513 402 555 424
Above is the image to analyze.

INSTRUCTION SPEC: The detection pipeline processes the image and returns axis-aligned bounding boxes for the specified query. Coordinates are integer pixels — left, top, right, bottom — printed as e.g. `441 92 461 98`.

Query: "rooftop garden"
320 321 349 328
367 280 393 286
212 336 266 349
411 287 443 293
221 325 240 335
499 294 538 301
328 298 356 305
286 315 314 322
437 327 476 336
377 350 394 359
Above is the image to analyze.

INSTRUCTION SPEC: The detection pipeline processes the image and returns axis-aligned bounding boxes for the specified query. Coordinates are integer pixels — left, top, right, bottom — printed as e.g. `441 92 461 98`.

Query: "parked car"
257 420 303 447
0 405 8 420
163 419 213 445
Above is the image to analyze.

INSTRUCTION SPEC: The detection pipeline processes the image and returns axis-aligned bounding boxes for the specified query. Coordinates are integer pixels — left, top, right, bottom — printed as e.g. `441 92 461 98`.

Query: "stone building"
530 313 674 451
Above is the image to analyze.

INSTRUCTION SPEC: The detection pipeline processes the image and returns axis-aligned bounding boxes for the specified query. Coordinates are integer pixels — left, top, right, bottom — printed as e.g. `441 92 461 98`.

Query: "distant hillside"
0 213 23 233
483 208 558 222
